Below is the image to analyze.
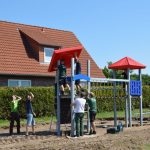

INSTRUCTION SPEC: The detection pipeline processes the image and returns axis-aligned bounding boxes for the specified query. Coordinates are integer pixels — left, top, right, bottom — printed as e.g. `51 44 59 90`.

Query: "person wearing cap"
9 95 22 135
74 56 82 92
87 92 97 134
71 92 86 137
25 92 36 136
58 59 70 95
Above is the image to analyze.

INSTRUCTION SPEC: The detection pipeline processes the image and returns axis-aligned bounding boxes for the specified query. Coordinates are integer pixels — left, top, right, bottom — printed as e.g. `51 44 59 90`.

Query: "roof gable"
0 21 105 78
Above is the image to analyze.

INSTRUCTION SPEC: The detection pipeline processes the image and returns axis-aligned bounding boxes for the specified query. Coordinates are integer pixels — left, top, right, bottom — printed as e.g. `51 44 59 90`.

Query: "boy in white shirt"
71 92 86 137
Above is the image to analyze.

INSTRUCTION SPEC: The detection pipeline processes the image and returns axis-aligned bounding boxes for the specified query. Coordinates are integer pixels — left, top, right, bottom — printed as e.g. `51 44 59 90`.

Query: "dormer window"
44 47 54 63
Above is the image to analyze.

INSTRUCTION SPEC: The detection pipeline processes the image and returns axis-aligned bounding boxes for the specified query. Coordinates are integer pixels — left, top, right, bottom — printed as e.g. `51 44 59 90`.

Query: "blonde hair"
90 92 95 98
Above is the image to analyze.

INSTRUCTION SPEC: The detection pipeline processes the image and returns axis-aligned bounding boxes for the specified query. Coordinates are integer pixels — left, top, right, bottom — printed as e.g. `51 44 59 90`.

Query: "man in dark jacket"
58 59 70 95
75 56 82 92
26 92 36 136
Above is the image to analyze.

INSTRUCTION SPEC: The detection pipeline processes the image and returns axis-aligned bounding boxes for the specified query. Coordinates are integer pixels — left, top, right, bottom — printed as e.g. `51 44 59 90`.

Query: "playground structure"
48 46 91 136
48 47 146 136
108 56 146 127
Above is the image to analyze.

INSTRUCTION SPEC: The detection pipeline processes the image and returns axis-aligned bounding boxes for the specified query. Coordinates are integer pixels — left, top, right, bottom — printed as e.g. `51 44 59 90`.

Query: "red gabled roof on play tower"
108 56 146 70
48 46 82 72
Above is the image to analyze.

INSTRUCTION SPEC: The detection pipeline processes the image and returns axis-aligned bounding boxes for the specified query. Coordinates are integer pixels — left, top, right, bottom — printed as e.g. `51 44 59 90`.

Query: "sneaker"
89 129 93 135
76 91 81 95
25 133 29 136
64 92 68 96
74 135 79 138
93 131 96 134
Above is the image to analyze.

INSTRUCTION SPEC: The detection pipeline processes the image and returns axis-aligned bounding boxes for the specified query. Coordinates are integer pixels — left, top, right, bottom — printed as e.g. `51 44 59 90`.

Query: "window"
8 80 31 87
44 47 54 63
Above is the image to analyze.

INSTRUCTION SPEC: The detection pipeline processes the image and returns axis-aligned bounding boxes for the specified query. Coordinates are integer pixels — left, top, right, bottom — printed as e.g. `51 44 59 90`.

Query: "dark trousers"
75 113 84 137
9 112 20 135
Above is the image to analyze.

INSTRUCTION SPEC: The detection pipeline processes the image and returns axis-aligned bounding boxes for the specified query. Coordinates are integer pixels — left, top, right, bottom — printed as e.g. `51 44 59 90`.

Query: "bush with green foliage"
0 86 149 119
93 85 150 113
0 87 55 119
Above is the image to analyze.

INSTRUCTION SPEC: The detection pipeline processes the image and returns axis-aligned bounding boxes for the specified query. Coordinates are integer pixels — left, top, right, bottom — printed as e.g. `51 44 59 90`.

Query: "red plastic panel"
48 46 83 72
108 56 146 70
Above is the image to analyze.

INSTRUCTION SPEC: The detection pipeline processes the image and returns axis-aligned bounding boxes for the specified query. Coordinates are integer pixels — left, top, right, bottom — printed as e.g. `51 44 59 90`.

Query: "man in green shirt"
58 59 70 95
87 92 97 134
9 95 22 135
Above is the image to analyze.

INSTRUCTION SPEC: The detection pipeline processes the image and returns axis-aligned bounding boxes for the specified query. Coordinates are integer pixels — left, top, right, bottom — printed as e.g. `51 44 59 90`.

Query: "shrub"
92 86 150 113
0 85 149 119
0 87 55 119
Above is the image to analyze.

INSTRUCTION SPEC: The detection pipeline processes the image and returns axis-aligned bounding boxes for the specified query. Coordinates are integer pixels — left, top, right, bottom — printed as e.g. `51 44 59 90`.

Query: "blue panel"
73 74 90 81
130 80 142 96
66 74 90 82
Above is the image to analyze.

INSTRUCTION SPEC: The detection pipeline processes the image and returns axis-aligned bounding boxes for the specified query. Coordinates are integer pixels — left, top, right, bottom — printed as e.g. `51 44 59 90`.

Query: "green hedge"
94 85 150 112
0 86 150 119
0 87 55 119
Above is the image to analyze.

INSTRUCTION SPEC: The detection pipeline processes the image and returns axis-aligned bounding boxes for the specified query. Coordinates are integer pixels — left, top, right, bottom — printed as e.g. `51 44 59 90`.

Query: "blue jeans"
27 114 35 126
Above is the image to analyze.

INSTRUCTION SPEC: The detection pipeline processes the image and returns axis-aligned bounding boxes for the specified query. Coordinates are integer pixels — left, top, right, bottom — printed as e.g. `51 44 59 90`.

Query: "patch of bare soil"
0 120 150 150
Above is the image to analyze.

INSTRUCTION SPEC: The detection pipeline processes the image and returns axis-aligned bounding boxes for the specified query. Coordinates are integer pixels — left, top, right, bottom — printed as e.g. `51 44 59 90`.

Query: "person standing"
87 92 97 135
74 56 82 92
58 59 70 95
26 92 36 136
71 92 86 137
9 95 22 135
121 70 128 88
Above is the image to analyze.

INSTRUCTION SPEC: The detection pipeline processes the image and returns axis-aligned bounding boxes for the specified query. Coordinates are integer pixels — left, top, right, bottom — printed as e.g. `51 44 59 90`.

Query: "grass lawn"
0 116 56 128
97 108 150 119
97 110 125 119
0 108 149 128
142 144 150 150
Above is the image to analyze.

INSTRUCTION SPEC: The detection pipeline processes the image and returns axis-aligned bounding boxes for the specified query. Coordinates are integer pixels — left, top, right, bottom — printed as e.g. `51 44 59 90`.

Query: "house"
0 21 105 87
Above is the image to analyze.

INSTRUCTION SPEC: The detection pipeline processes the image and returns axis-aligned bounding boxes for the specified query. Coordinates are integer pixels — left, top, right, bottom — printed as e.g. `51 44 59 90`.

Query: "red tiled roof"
0 21 105 78
109 56 146 70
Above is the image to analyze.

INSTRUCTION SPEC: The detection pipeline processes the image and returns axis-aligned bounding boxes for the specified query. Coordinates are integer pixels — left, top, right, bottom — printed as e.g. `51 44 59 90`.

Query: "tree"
131 74 150 85
102 62 113 78
102 61 123 79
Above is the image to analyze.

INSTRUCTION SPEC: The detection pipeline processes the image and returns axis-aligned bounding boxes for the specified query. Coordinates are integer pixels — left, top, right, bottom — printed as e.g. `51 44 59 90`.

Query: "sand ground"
0 120 150 150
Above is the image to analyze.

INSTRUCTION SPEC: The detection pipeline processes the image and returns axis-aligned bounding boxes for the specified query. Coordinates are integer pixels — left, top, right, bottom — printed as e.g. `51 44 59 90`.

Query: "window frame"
8 79 31 87
43 47 54 63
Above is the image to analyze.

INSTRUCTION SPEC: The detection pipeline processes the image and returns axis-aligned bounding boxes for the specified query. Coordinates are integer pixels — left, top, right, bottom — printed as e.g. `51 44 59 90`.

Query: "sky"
0 0 150 75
